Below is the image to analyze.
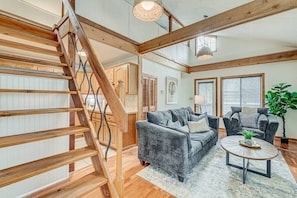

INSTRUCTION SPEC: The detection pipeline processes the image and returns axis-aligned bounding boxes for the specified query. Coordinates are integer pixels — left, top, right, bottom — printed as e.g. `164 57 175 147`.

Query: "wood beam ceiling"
142 52 188 73
138 0 297 54
78 15 140 55
188 50 297 73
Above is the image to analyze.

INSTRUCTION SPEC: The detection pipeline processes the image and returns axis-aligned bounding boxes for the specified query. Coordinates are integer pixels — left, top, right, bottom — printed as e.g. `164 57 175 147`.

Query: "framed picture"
166 77 178 104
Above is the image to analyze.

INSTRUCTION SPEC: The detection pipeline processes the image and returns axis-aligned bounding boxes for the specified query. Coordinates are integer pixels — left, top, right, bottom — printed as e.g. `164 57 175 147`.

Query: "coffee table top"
220 136 278 160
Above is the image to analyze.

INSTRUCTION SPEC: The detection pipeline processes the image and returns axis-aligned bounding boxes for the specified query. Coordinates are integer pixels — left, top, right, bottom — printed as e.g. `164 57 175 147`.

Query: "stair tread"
0 66 71 80
0 39 63 57
0 147 98 188
0 53 67 67
0 126 89 148
0 11 56 40
0 107 83 117
42 172 107 198
0 88 77 94
0 25 59 47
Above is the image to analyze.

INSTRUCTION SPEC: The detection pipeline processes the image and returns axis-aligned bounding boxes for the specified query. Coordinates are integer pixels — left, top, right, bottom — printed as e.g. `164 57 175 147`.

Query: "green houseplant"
265 83 297 143
239 130 258 140
239 130 258 146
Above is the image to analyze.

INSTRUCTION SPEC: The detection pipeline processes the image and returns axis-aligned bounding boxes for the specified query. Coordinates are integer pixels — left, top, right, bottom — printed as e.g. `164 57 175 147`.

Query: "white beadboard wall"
0 73 70 197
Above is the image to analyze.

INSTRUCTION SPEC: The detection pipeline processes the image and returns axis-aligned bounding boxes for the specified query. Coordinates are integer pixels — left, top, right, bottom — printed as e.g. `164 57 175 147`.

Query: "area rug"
137 142 297 198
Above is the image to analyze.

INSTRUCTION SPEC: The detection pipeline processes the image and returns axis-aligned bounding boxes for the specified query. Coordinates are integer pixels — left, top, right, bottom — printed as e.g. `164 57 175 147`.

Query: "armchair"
223 107 279 144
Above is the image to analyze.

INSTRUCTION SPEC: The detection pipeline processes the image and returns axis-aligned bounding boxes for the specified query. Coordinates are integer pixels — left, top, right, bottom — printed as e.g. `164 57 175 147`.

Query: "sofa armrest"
206 115 219 131
136 121 191 174
193 113 219 131
265 114 279 144
223 111 239 136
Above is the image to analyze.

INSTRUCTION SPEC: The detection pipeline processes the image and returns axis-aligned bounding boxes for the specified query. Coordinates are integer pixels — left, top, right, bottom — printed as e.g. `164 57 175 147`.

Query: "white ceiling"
15 0 297 67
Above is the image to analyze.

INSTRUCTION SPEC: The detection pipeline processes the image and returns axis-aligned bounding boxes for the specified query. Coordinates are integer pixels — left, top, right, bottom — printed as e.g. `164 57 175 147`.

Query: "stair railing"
55 0 127 196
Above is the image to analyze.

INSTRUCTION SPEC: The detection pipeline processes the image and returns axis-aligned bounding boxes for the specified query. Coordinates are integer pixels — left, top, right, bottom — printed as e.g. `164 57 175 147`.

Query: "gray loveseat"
136 107 219 182
223 107 279 144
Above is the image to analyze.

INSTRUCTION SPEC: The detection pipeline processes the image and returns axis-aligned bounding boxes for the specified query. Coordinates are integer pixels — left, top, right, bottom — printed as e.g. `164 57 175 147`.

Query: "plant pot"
244 138 254 146
281 137 289 144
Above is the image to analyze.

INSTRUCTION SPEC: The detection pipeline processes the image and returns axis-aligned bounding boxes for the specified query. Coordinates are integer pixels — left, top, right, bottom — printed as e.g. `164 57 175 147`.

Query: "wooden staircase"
0 11 118 198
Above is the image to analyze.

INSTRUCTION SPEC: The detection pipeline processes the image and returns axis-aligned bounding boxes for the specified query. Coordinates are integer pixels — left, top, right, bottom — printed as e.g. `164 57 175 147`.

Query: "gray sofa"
223 107 279 144
136 107 219 182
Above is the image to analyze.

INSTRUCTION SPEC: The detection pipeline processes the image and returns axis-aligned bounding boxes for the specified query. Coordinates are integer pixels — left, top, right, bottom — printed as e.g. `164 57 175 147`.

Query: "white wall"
0 0 61 26
142 58 185 111
76 0 167 43
180 61 297 139
0 73 70 197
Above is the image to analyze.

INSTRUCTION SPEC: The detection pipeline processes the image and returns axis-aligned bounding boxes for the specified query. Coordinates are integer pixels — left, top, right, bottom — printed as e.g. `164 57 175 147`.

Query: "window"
221 74 264 116
196 36 217 54
195 78 217 116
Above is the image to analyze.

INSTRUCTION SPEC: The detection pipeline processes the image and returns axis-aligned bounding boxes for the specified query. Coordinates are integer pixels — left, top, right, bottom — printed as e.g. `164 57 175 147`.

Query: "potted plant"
265 83 297 144
239 130 258 145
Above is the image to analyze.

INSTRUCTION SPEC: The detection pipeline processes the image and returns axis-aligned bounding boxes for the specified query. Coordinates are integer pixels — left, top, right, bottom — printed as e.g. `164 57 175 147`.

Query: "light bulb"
141 1 154 10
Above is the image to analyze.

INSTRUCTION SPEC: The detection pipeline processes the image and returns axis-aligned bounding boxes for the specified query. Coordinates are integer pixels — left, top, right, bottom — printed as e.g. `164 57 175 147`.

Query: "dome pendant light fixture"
133 0 164 22
197 46 213 60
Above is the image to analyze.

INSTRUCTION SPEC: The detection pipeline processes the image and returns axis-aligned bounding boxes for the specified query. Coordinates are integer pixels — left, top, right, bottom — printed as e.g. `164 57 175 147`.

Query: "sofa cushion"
187 119 210 133
257 108 269 115
147 110 172 125
231 106 242 114
167 120 181 129
239 112 260 128
170 108 190 126
190 130 216 146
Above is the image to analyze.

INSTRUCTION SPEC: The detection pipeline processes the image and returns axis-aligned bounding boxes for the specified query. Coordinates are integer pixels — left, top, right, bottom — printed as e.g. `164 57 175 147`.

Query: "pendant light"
197 46 213 60
133 0 163 22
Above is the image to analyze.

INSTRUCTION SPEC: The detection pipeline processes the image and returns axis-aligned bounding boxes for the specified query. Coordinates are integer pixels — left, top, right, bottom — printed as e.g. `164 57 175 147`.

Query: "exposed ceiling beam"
77 15 140 55
188 50 297 73
76 15 189 71
142 52 188 73
138 0 297 54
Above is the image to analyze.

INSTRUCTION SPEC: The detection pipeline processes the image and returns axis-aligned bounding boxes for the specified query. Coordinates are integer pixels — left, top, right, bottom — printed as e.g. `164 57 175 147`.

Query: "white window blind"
222 75 262 115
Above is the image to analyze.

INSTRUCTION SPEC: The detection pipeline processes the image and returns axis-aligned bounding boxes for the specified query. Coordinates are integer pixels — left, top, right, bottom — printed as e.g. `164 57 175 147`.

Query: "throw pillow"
179 125 190 132
242 107 257 115
239 112 260 129
187 118 210 133
190 112 209 126
170 108 190 126
166 120 181 129
147 110 172 125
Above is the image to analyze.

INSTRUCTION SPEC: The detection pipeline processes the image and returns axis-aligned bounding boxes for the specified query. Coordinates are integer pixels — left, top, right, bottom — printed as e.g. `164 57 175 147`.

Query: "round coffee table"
220 136 278 184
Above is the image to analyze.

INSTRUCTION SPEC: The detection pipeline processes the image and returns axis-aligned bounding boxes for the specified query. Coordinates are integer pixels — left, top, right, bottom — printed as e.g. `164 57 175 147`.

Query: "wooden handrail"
61 0 128 133
58 2 127 196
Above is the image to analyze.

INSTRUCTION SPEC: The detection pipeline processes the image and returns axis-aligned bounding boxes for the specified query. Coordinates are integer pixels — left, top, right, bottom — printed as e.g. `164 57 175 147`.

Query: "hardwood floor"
104 131 297 197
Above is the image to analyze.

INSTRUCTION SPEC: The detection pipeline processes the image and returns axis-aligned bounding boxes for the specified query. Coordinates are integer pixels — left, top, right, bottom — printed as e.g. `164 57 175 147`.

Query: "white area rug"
137 142 297 198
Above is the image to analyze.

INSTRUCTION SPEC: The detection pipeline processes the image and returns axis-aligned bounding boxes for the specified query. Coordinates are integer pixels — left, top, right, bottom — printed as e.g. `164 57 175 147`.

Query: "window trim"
220 73 265 117
194 77 218 116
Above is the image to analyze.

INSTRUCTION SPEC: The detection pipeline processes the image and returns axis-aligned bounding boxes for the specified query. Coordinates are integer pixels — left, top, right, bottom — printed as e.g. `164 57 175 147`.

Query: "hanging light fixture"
196 15 213 60
133 0 163 22
197 46 213 60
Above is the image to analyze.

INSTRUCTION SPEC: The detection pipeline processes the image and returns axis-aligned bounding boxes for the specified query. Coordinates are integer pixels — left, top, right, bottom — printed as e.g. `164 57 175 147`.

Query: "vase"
244 138 254 146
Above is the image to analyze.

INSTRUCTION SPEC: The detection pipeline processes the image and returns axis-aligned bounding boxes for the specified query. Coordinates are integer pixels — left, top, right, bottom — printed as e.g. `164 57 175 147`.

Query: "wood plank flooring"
98 130 297 197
